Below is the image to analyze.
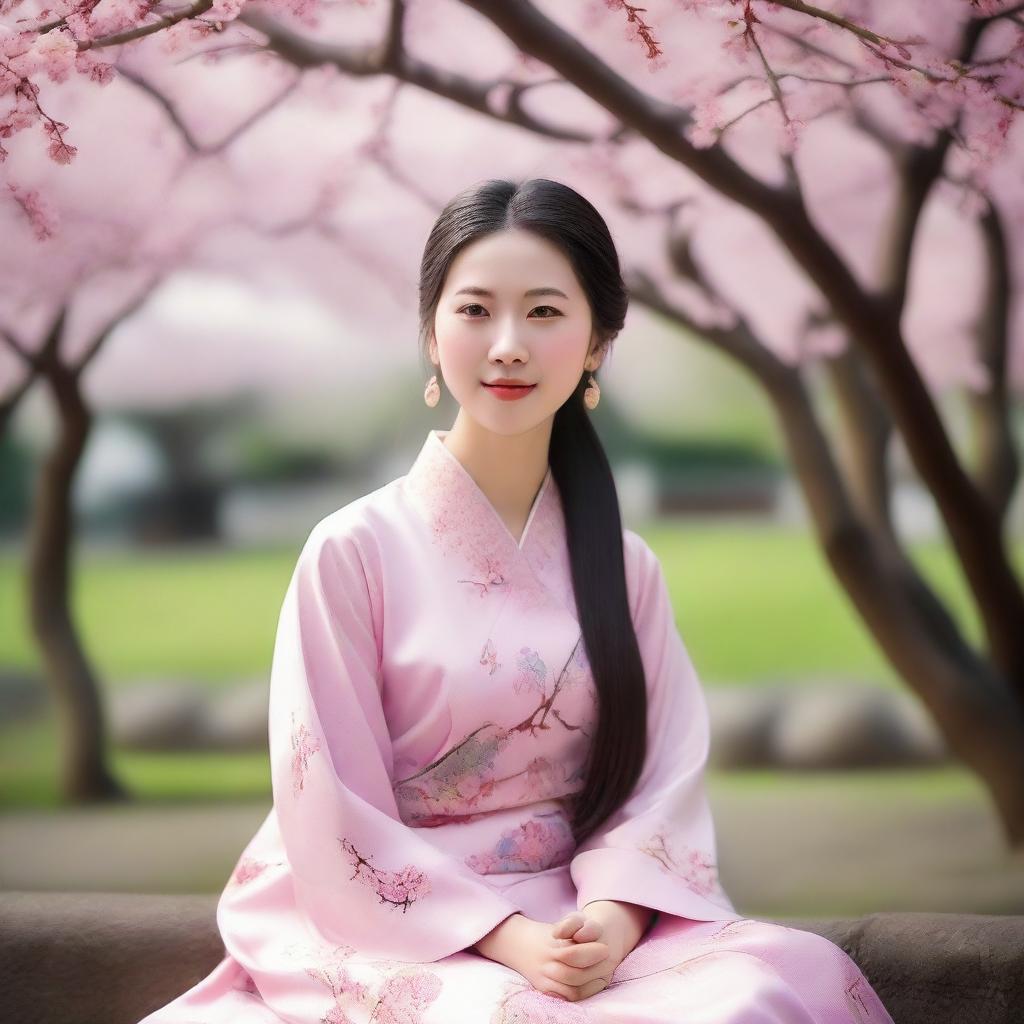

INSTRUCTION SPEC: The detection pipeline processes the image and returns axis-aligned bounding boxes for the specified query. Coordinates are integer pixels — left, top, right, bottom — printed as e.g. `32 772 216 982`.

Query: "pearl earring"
424 374 440 408
583 373 600 410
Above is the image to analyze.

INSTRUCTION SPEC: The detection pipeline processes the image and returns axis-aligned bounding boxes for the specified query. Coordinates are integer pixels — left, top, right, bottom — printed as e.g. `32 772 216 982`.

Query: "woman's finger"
568 917 603 944
550 939 610 970
550 912 586 940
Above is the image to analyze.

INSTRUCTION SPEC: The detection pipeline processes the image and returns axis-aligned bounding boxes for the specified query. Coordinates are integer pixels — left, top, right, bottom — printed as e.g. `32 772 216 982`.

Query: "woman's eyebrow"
454 286 569 299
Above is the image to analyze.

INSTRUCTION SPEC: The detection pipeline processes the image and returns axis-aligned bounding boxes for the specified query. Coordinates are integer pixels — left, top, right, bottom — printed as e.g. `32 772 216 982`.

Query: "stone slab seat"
0 891 1021 1024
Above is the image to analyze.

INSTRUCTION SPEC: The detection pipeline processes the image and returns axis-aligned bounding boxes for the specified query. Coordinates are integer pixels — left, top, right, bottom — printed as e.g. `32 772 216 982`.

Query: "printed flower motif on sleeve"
338 837 433 912
290 710 321 798
230 855 278 886
637 824 730 903
307 959 370 1024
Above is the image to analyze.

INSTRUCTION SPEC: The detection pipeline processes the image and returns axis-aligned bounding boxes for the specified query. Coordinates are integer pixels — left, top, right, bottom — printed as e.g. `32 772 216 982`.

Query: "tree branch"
237 2 598 144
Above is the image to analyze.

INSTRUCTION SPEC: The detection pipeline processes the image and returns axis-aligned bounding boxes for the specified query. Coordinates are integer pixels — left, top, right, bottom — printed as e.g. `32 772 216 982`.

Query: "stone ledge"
0 891 1021 1024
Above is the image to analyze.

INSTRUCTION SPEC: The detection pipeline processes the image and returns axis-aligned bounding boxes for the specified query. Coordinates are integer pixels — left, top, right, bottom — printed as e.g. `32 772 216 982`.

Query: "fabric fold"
265 519 522 963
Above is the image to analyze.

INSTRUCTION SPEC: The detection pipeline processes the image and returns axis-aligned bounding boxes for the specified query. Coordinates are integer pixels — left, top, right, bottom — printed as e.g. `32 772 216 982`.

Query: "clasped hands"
512 901 650 1003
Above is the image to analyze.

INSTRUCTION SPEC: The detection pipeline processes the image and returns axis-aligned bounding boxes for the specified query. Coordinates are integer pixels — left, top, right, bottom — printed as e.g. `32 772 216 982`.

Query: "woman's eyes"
457 304 562 318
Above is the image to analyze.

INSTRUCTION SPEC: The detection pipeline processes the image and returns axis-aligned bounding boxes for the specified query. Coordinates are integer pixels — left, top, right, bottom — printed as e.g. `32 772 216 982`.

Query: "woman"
137 178 896 1023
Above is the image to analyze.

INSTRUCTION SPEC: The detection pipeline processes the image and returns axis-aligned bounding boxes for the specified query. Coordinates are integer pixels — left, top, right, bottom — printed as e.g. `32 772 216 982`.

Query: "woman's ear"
585 337 606 373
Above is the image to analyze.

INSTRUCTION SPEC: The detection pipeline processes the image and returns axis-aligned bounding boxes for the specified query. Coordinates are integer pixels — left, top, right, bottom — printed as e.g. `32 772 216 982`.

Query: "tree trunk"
766 369 1024 847
25 364 129 804
968 200 1018 525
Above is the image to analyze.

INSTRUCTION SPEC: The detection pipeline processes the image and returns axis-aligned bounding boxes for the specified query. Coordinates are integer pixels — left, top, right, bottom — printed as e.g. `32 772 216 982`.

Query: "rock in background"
108 681 209 751
107 679 271 752
3 669 951 768
706 684 948 769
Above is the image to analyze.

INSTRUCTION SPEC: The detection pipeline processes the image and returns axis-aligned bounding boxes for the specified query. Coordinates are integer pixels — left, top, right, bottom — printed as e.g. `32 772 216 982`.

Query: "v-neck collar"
405 428 553 551
437 429 551 550
402 428 577 618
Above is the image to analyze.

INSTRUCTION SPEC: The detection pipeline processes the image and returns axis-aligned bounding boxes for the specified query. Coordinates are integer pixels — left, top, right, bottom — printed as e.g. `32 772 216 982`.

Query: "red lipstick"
482 379 537 401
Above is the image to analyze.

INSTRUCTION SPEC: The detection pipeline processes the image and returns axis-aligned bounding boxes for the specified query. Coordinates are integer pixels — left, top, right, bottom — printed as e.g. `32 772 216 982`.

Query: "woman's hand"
544 900 656 1000
543 910 626 1000
472 911 620 1002
521 911 622 1002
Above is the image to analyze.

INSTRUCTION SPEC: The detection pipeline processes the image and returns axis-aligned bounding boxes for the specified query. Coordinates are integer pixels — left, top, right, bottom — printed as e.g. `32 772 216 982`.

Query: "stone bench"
1 891 1021 1024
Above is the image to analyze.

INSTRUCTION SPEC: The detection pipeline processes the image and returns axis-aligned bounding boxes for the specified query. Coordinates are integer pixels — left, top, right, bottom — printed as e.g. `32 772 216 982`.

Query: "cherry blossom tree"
0 65 308 800
3 0 1024 853
3 1 1022 176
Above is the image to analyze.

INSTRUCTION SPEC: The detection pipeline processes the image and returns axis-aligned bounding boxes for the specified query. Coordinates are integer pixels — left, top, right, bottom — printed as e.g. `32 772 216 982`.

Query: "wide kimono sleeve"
568 529 743 923
268 517 523 962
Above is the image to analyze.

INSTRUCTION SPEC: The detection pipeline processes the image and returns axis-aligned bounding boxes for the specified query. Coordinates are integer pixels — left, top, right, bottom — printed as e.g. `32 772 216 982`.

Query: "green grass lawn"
2 521 1008 687
640 520 1012 686
0 715 272 808
0 520 1019 808
0 542 298 685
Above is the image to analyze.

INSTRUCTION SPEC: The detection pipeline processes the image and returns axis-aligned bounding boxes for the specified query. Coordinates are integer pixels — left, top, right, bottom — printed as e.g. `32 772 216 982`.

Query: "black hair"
416 177 647 847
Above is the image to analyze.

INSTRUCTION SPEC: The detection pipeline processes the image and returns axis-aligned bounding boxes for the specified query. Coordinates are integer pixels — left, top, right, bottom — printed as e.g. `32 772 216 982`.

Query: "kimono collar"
403 428 576 616
403 427 562 563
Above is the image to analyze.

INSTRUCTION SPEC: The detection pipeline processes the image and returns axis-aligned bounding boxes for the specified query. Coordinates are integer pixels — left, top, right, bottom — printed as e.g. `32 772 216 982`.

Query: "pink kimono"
137 427 895 1024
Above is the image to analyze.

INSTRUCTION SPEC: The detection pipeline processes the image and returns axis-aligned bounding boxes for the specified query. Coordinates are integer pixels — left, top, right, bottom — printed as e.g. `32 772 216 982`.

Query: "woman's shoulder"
299 478 405 580
621 527 663 623
285 480 409 643
622 526 651 558
621 526 661 576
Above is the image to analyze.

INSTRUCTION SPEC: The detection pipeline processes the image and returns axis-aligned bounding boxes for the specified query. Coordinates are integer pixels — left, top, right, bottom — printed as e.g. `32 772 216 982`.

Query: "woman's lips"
482 382 537 401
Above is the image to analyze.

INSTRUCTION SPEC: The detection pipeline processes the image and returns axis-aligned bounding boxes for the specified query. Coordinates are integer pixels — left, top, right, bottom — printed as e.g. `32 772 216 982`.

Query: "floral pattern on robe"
135 427 896 1024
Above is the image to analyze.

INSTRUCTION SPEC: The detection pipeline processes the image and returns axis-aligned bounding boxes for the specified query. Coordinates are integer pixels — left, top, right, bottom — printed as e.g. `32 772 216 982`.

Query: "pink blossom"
209 0 245 21
82 0 153 39
1 26 34 63
290 715 322 797
232 856 269 885
74 51 117 85
0 89 37 137
47 135 77 163
7 183 58 240
28 29 77 84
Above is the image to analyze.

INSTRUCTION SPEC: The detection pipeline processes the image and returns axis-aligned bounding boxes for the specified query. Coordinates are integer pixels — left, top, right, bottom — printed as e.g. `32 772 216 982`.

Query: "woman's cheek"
437 328 484 396
544 330 592 387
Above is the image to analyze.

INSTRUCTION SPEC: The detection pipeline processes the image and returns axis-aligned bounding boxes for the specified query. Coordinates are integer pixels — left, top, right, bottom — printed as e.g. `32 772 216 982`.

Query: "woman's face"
430 228 604 436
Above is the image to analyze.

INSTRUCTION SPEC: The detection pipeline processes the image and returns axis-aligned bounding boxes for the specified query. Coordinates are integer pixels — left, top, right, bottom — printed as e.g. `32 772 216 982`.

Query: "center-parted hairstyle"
416 177 649 847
